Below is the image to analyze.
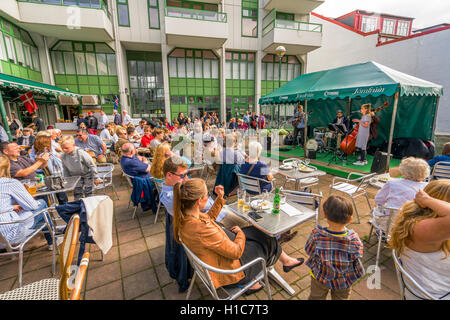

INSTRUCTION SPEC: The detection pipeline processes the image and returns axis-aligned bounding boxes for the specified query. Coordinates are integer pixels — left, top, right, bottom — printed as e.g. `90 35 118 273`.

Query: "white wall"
307 15 450 134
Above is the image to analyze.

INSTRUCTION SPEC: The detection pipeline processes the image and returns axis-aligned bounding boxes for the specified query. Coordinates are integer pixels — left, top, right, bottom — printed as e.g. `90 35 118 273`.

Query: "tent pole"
304 99 308 151
347 97 351 118
0 91 12 142
386 91 400 169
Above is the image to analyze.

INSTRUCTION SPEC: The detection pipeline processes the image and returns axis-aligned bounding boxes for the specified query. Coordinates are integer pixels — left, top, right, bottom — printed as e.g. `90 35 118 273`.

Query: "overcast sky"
313 0 450 29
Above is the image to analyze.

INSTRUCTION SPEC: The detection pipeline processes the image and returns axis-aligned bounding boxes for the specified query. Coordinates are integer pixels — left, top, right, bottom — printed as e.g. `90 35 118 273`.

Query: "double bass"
339 102 389 155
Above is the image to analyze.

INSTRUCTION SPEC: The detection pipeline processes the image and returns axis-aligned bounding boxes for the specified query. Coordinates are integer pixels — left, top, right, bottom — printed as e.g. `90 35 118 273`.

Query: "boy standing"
305 195 365 300
60 135 101 200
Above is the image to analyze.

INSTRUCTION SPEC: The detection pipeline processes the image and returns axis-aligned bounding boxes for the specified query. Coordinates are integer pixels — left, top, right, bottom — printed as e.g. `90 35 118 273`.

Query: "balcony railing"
165 6 227 23
17 0 111 19
262 9 322 36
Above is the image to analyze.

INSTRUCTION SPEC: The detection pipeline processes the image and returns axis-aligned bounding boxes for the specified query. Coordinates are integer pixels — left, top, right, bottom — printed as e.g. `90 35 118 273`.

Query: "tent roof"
0 72 80 97
259 61 443 105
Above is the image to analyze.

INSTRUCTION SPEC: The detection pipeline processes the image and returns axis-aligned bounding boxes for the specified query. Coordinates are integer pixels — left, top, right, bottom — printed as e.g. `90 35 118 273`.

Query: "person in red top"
140 127 155 148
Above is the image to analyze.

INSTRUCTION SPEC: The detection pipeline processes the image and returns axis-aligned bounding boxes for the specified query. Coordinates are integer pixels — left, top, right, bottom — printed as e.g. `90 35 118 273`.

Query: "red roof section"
311 12 379 37
377 24 450 46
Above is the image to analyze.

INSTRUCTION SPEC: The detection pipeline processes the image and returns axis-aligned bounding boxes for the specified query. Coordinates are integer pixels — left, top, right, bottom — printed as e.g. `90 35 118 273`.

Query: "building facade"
0 0 324 126
334 10 414 43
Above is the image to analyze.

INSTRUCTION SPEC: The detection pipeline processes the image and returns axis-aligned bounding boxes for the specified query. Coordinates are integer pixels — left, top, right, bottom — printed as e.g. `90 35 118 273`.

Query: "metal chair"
280 189 323 225
430 161 450 180
181 240 272 300
329 172 376 223
367 206 399 268
236 173 275 195
123 172 139 219
281 158 320 192
94 163 119 200
0 207 57 287
151 177 164 224
0 215 81 300
392 249 438 300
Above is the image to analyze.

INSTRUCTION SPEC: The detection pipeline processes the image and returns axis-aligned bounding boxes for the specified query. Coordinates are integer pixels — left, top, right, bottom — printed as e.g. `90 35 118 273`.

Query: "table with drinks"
225 188 317 295
272 159 327 190
24 175 81 205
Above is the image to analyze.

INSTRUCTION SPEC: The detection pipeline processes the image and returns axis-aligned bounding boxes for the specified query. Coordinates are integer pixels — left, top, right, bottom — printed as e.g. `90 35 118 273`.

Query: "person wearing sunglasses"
74 129 107 163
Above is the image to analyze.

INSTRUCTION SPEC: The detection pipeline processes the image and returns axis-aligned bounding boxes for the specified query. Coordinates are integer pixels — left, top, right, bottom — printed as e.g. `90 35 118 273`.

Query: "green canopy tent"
0 72 81 141
259 61 443 167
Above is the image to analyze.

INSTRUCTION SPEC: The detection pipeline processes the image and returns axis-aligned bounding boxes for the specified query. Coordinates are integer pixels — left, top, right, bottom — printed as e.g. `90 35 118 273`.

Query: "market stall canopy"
259 61 443 105
0 72 80 98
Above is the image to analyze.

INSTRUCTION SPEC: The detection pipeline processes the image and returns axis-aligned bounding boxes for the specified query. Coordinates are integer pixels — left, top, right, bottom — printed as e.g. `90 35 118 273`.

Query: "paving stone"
117 227 143 244
141 222 165 237
0 277 16 293
123 269 159 300
145 233 166 250
154 264 174 287
116 218 141 233
85 261 121 290
135 288 164 300
88 246 120 270
118 239 148 259
85 280 124 300
121 252 152 277
149 247 165 266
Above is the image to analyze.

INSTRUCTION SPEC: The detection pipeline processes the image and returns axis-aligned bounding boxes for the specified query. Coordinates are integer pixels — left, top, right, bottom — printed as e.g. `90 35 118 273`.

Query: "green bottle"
273 188 280 214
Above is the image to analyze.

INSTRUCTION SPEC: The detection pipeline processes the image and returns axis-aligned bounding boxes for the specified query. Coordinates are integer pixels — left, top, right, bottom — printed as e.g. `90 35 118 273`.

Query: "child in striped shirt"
305 195 365 300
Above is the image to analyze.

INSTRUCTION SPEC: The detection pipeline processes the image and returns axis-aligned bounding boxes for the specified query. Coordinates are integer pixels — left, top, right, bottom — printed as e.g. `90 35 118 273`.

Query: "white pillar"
111 0 129 113
159 0 171 122
255 50 262 115
220 47 226 123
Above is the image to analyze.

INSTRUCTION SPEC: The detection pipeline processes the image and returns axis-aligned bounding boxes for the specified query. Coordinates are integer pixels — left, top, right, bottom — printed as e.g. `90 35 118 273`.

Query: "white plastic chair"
368 206 399 268
181 240 272 300
392 249 438 300
430 161 450 180
236 173 274 195
94 163 119 200
0 207 57 287
329 172 376 223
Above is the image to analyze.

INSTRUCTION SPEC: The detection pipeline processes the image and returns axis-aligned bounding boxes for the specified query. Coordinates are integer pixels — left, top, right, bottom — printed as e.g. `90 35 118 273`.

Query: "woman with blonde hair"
389 179 450 299
372 157 429 231
0 155 58 250
150 142 173 180
173 178 304 294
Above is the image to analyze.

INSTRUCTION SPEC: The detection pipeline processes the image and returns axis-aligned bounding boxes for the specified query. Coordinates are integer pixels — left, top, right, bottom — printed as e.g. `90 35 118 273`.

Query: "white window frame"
361 16 378 33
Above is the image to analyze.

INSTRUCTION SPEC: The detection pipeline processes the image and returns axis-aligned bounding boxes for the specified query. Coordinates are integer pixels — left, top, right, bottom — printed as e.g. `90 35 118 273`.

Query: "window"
242 8 258 37
397 21 410 36
107 54 117 75
23 44 32 68
261 54 301 82
74 52 87 74
31 47 40 71
361 16 378 32
52 51 65 74
382 19 395 34
14 38 25 66
276 12 294 21
148 0 160 29
64 52 76 74
96 53 108 75
86 52 97 75
117 0 130 26
169 48 218 79
0 32 8 61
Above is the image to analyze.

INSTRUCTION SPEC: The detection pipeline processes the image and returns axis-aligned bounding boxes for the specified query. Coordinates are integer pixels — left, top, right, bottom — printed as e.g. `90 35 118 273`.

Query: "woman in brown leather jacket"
174 178 304 295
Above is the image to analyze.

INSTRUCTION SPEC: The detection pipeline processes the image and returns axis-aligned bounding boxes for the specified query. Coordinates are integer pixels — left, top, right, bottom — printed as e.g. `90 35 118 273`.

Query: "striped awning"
0 72 80 97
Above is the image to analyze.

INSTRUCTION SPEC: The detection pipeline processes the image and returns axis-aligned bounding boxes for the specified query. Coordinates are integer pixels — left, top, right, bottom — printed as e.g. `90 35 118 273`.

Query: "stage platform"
262 146 401 179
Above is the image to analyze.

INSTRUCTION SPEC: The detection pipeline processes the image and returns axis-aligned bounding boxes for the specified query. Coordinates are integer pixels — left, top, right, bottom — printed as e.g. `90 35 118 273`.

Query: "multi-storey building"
334 10 414 43
0 0 323 127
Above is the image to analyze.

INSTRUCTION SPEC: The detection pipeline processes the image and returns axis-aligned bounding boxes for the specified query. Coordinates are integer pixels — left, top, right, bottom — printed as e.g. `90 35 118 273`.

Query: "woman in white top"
373 157 429 230
389 179 450 300
0 156 56 249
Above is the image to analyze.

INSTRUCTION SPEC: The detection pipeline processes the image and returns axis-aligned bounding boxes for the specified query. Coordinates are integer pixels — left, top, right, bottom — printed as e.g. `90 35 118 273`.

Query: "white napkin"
281 203 304 217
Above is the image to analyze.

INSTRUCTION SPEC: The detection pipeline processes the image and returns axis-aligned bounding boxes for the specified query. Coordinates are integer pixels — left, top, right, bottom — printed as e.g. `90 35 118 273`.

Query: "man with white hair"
122 110 132 126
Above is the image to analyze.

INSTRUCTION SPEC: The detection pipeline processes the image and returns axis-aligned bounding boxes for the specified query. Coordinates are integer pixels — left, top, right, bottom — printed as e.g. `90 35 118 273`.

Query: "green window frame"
276 12 294 21
166 0 218 11
241 0 258 38
0 17 41 73
117 0 130 27
148 0 160 29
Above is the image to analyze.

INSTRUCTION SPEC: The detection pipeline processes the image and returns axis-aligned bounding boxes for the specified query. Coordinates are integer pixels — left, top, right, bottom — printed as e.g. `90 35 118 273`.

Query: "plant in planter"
278 129 289 146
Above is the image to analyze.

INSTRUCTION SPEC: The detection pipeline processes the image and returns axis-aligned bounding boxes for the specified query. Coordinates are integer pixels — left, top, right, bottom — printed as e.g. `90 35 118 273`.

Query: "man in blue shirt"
120 143 151 178
290 104 306 149
75 129 107 163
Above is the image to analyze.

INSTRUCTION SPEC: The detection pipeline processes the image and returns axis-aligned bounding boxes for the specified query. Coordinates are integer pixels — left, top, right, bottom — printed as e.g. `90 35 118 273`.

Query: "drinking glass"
304 158 310 166
242 193 250 213
237 189 245 208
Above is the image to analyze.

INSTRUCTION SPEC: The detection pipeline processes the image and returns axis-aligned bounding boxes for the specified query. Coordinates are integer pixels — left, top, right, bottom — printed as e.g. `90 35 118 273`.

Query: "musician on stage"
290 104 306 150
332 110 350 133
352 104 371 166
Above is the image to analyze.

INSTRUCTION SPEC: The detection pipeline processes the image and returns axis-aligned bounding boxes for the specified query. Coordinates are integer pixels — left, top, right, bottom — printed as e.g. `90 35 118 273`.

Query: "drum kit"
307 123 351 164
